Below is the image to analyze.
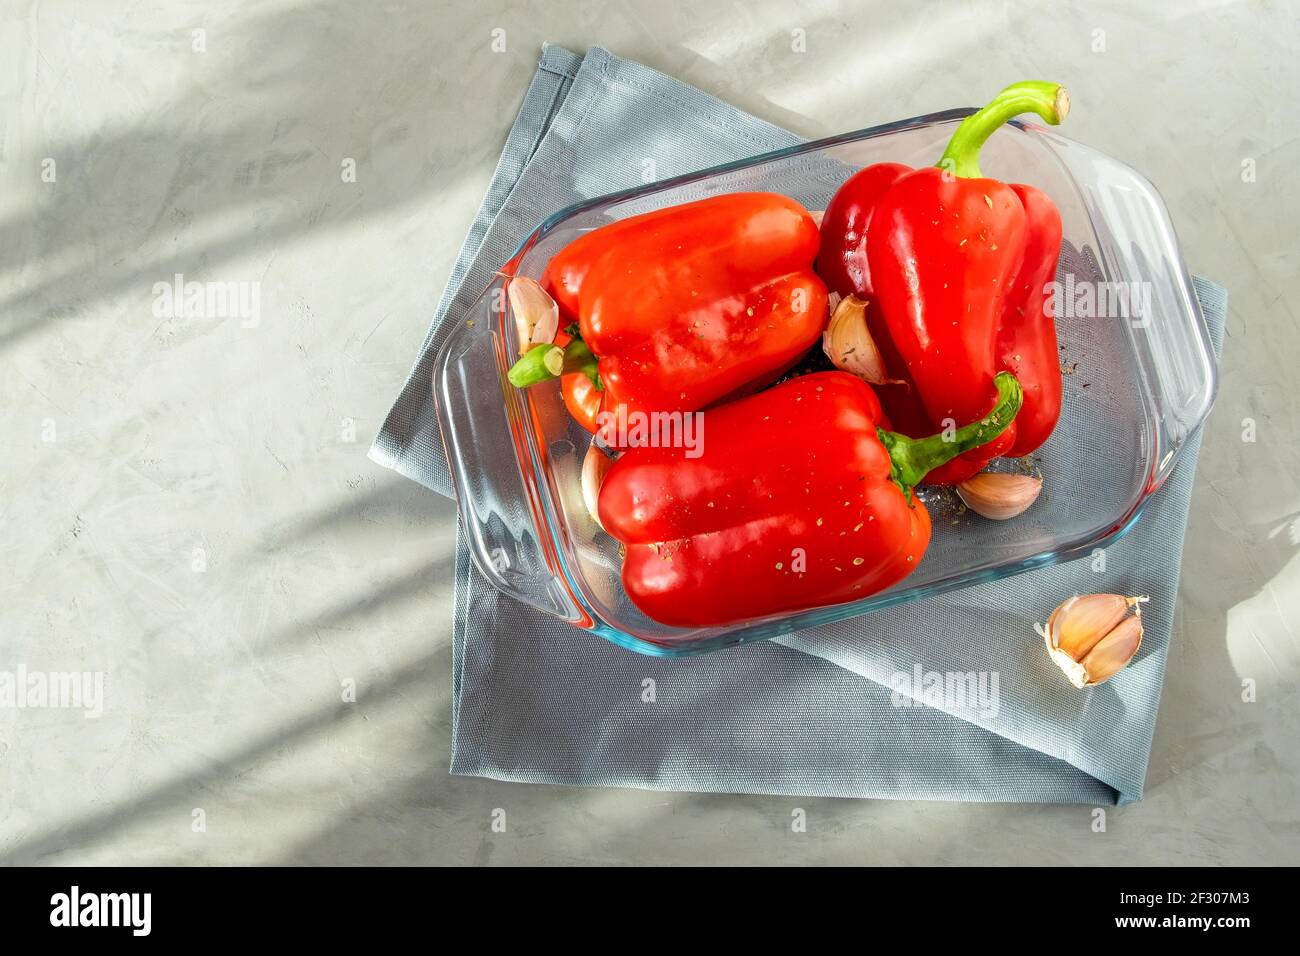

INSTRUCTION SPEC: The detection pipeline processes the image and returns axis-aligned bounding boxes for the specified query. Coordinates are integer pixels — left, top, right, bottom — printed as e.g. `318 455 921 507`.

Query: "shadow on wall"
0 0 523 349
1145 500 1300 793
0 644 454 865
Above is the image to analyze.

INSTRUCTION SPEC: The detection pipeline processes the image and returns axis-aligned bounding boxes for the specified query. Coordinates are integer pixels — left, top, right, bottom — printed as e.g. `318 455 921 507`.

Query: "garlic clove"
581 442 614 531
1036 593 1148 688
1047 593 1132 659
507 276 559 351
1078 614 1143 686
956 472 1043 520
822 294 898 385
809 209 825 228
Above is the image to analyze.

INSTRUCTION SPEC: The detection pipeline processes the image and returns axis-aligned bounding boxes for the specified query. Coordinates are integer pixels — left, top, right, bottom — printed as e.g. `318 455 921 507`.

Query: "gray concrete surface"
2 0 1297 865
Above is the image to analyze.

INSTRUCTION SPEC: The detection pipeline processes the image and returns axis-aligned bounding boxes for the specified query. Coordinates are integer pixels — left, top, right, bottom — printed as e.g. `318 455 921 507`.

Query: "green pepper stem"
507 340 601 389
937 81 1070 179
877 372 1023 492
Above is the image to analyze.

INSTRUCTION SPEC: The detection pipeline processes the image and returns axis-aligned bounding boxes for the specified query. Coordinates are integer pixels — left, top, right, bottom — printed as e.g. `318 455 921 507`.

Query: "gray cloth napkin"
370 46 1226 804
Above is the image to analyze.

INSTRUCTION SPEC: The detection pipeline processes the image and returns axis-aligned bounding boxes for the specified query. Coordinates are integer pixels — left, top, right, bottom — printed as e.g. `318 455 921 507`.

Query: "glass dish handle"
432 282 584 622
1084 169 1219 492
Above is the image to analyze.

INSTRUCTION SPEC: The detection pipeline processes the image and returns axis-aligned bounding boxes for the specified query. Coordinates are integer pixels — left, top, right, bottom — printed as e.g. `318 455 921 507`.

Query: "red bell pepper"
817 81 1069 482
598 369 1023 627
508 193 827 445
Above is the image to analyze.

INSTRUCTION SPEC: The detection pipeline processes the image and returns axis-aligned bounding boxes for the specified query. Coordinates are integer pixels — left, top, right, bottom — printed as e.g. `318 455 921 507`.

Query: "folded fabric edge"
448 759 1118 805
583 46 805 154
367 45 587 492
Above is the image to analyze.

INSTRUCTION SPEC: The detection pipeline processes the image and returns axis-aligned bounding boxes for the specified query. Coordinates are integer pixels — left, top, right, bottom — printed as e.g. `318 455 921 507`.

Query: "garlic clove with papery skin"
956 472 1043 520
581 442 614 531
822 294 899 385
507 276 559 351
1047 593 1131 658
1036 594 1147 687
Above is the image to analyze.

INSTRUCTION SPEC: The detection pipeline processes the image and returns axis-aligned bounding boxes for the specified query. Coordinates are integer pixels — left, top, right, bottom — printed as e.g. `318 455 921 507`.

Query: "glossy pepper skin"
817 162 911 299
996 183 1063 456
551 327 602 432
598 370 1023 628
817 81 1069 483
516 193 827 443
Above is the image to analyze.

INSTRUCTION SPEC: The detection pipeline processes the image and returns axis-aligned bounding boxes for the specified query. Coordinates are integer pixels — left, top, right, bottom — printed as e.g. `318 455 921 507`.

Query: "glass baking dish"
433 107 1217 657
